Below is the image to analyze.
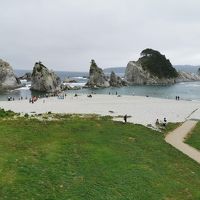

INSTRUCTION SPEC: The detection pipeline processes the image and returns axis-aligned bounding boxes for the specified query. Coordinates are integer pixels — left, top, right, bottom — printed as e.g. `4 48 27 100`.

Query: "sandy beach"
0 94 200 126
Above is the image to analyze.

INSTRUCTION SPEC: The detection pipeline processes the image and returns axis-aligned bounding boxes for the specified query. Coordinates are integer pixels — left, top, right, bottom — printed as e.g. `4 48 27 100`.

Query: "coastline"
0 94 200 126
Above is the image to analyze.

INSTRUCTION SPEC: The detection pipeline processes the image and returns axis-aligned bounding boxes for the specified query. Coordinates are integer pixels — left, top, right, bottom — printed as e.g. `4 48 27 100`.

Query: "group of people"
7 96 14 101
175 96 180 100
156 117 167 127
7 96 27 101
123 115 168 127
29 96 38 104
108 91 118 95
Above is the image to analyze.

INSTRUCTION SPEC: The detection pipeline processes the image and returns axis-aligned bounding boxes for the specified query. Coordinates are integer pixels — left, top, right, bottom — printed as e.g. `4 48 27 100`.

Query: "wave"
15 84 31 90
62 82 86 87
72 76 88 80
184 84 200 87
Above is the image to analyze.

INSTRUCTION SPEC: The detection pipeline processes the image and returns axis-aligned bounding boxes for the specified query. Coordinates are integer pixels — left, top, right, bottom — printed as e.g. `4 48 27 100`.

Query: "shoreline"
1 80 200 102
0 94 200 126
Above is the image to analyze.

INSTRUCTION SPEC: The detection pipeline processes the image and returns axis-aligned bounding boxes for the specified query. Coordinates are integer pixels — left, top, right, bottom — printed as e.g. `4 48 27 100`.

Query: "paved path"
165 120 200 164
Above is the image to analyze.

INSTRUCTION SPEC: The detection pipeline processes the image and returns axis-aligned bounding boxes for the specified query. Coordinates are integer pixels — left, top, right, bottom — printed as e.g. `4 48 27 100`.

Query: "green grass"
0 108 17 118
162 122 181 135
0 116 200 200
185 122 200 151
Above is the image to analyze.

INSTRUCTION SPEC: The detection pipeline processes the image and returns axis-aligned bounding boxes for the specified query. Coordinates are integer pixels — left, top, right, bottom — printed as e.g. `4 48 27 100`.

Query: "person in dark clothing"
163 117 167 126
124 114 127 123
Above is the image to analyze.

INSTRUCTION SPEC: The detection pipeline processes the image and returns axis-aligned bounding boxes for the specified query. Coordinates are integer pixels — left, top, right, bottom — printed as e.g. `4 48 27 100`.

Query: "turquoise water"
0 70 200 101
67 82 200 101
1 81 200 101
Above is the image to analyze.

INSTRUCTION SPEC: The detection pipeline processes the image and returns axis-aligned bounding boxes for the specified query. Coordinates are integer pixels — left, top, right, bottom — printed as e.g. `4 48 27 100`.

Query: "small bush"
0 108 16 118
24 113 29 118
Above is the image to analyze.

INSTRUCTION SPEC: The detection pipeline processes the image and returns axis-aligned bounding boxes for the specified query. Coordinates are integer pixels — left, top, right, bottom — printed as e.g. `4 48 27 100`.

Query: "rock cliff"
125 49 200 85
86 60 110 88
18 72 32 81
31 62 61 92
125 61 177 85
125 61 200 85
0 59 20 89
176 71 200 82
109 71 127 87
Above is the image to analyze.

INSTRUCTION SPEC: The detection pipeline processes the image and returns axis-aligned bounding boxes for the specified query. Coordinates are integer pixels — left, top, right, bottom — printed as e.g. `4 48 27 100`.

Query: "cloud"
0 0 200 71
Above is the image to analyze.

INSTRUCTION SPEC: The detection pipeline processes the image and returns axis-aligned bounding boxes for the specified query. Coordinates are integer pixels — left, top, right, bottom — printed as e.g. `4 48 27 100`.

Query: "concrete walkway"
165 120 200 164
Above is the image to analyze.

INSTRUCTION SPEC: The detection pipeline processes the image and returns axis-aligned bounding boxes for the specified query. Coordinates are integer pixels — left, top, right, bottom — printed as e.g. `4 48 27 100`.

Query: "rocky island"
86 60 126 88
109 71 127 87
0 59 20 90
125 49 200 85
31 62 61 93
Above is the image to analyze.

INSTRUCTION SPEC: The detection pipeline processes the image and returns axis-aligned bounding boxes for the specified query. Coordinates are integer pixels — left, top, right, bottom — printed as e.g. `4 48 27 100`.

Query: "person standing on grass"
124 114 127 123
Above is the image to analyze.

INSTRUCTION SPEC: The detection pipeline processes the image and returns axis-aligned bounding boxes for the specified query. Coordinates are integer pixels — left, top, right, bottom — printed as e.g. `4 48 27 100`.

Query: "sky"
0 0 200 71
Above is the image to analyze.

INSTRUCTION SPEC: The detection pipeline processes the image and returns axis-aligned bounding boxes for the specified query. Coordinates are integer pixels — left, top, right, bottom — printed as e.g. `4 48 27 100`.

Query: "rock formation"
125 49 200 85
109 71 127 87
86 60 110 88
18 72 32 81
176 71 200 82
0 59 20 89
31 62 61 92
63 78 77 83
125 61 177 85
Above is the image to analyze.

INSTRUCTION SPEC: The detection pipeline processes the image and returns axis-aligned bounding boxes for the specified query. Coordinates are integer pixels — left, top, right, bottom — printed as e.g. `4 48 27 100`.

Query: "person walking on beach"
124 114 127 123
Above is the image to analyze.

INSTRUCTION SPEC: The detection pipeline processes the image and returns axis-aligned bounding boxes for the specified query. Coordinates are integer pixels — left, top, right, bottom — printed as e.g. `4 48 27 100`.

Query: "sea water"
0 70 200 101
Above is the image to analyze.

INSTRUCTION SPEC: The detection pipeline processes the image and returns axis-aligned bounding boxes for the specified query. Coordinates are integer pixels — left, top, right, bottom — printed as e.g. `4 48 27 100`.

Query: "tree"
91 59 97 67
138 48 178 78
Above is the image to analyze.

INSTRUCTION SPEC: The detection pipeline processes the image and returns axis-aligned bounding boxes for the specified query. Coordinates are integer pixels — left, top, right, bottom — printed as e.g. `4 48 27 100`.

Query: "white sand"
0 94 200 126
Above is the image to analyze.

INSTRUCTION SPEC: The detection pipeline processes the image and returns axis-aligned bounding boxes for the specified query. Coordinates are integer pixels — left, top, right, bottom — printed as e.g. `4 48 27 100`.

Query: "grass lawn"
0 115 200 200
185 122 200 151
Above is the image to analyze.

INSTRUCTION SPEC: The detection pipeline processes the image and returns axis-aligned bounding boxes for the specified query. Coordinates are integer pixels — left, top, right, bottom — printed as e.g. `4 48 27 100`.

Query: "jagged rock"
0 59 20 89
63 78 77 83
31 62 61 92
61 84 72 90
18 72 32 81
86 60 110 88
61 84 81 91
176 71 200 82
109 71 127 87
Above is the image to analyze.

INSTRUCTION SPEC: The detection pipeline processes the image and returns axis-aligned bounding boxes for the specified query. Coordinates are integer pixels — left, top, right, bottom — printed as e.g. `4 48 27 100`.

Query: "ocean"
0 69 200 101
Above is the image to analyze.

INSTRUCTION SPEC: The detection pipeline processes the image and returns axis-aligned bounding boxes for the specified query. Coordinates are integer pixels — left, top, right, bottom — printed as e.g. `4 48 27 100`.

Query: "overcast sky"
0 0 200 71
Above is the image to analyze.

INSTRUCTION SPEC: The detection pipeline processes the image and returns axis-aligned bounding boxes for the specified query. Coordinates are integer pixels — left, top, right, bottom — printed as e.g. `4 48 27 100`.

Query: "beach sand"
0 94 200 126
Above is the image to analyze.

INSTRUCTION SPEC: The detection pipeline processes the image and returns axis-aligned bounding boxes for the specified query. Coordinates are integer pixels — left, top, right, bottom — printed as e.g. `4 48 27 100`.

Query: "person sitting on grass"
155 119 160 126
163 117 167 127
